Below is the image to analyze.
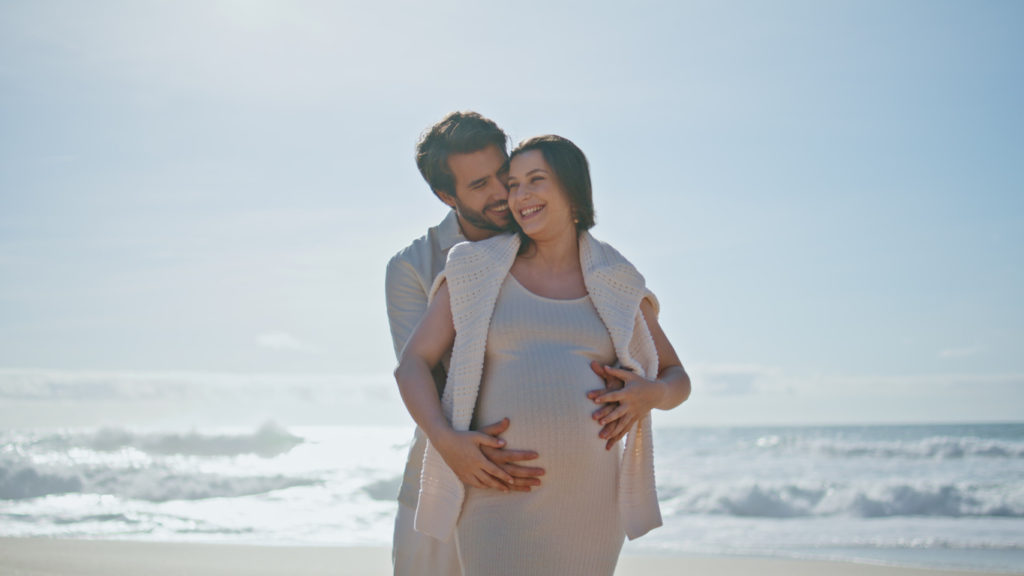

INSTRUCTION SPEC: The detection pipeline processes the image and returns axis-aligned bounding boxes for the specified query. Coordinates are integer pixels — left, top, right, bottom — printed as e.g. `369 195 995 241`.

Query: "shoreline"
0 538 1017 576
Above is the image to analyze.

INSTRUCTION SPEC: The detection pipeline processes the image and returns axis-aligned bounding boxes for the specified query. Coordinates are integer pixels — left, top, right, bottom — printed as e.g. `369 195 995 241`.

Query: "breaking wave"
808 437 1024 460
31 421 303 458
0 454 317 501
662 481 1024 519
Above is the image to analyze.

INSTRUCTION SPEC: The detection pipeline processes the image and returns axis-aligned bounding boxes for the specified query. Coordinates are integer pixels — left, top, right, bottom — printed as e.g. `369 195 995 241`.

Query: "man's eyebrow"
468 175 489 187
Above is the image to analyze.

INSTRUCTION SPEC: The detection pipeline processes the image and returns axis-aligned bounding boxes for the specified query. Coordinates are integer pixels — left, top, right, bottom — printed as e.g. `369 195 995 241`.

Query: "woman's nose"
509 183 527 202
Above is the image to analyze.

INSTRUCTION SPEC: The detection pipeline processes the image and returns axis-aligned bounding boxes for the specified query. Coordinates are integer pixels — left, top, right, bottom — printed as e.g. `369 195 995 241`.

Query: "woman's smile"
518 204 544 219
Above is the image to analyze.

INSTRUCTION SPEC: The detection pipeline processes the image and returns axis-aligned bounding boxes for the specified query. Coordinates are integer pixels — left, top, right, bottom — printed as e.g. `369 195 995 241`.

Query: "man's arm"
385 257 429 360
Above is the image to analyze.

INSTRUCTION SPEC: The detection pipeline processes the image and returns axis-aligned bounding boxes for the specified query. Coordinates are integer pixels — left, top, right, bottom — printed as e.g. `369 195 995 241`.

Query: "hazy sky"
1 1 1022 426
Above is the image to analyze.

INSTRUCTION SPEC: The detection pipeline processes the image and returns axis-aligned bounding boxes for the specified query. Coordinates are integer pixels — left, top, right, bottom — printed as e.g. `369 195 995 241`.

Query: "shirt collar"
437 210 467 252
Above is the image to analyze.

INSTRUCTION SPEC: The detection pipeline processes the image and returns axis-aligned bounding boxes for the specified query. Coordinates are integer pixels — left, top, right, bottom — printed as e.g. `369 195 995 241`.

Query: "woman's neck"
521 228 580 273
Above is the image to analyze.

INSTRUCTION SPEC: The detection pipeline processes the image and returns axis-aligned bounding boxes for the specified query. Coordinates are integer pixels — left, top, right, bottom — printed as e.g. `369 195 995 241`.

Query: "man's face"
441 145 511 241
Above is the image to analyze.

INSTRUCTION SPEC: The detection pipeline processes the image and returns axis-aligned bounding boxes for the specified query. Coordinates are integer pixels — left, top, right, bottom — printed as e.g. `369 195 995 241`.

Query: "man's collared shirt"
385 210 464 508
385 210 465 359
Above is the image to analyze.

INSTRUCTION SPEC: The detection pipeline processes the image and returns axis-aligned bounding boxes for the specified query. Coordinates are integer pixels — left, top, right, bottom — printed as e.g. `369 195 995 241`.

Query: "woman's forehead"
509 150 548 175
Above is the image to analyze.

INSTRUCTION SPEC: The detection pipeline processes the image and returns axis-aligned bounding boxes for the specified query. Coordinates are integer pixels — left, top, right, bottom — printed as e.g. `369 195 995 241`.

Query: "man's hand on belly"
475 417 546 492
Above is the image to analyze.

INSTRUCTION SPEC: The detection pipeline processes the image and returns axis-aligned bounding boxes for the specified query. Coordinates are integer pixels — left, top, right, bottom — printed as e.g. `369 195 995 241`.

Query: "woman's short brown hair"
509 135 595 234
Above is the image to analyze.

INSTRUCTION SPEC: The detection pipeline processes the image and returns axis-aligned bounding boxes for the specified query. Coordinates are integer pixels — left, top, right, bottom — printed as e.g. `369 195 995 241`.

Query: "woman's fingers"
591 389 623 404
470 439 514 485
599 403 629 426
471 431 506 450
592 403 616 421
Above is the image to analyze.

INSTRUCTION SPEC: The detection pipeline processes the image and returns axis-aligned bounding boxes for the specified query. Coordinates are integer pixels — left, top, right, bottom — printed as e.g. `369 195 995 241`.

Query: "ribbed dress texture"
455 274 624 576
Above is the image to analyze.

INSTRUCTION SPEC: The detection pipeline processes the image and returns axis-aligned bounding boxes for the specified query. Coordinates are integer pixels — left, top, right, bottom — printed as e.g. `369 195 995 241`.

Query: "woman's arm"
587 298 691 449
394 281 514 490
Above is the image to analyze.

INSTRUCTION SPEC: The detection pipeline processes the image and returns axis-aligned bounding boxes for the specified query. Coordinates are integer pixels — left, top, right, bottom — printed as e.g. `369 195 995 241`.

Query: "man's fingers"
483 461 514 486
590 360 606 378
606 418 634 449
476 471 508 492
501 463 545 479
612 416 633 441
476 417 510 436
490 448 540 462
602 365 636 381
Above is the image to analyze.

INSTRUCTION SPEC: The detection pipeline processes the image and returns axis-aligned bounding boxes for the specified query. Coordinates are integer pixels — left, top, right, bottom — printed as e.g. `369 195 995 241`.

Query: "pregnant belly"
473 367 618 483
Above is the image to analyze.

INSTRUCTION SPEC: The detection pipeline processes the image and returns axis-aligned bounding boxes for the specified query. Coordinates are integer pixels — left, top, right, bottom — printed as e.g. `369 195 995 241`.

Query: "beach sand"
0 538 1012 576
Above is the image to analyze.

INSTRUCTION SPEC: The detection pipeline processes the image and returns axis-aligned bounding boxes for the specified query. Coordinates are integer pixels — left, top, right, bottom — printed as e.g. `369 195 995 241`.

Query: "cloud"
691 364 782 396
257 331 310 352
939 346 983 359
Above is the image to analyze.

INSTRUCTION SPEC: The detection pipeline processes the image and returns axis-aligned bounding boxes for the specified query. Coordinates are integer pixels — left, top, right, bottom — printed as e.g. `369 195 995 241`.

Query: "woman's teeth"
519 206 543 218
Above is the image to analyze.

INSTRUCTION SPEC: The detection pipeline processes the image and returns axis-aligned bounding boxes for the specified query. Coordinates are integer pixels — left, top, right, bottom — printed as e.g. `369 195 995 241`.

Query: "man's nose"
491 178 510 197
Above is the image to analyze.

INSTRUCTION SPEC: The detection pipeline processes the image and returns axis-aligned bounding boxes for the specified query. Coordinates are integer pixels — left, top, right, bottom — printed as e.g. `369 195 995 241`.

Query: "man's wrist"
428 423 458 451
652 378 670 410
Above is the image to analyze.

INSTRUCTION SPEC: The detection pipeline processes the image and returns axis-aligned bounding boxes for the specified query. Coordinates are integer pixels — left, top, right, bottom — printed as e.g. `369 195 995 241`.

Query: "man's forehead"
449 145 507 183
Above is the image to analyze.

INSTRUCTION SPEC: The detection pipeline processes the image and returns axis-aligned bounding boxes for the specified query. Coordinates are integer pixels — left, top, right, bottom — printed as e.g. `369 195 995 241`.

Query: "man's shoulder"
387 227 435 271
387 216 447 270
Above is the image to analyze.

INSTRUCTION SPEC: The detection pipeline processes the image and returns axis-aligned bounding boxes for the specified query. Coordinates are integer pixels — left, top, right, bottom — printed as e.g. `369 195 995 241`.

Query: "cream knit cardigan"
414 232 663 542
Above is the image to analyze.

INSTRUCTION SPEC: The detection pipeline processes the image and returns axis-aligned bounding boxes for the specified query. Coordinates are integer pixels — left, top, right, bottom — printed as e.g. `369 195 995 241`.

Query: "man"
385 111 545 575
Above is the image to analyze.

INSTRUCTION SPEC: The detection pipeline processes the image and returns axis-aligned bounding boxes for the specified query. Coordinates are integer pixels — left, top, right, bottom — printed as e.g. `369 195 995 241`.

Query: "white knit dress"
456 274 624 576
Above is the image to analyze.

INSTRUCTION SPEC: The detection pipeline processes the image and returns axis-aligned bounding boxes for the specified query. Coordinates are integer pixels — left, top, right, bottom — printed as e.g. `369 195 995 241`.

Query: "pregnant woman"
395 135 691 575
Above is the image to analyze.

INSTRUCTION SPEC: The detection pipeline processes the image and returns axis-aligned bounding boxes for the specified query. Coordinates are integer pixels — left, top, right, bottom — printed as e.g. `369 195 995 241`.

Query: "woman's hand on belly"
587 364 667 450
434 428 516 491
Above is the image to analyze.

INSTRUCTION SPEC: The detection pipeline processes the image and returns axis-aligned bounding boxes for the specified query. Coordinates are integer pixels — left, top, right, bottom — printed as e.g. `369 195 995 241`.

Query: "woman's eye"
530 177 543 184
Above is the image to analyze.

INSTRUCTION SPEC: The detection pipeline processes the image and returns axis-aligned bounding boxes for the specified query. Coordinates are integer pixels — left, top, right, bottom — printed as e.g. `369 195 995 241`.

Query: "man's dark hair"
416 111 509 201
509 135 596 235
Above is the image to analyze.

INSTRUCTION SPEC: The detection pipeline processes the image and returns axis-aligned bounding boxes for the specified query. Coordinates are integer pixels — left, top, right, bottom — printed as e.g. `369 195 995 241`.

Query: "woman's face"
507 150 575 241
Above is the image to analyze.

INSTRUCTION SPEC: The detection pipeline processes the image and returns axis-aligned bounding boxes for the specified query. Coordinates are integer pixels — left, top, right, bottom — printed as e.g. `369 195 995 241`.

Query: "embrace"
386 111 691 576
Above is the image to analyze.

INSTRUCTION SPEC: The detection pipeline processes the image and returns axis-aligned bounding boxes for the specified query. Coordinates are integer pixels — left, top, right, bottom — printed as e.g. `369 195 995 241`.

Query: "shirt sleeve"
385 255 428 360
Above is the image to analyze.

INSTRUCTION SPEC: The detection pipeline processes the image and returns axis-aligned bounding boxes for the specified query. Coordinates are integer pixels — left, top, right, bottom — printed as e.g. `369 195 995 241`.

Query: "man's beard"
455 197 512 233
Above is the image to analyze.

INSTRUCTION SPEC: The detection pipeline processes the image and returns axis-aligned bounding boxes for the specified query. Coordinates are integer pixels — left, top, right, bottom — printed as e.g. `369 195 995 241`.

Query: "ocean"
2 420 1022 573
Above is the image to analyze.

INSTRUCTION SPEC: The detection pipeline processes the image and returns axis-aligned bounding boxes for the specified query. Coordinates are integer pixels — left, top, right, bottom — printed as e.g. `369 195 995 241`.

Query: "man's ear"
436 190 457 209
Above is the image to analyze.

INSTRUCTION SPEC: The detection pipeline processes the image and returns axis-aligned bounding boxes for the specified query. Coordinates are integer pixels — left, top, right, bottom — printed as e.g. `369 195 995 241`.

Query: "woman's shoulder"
579 231 637 270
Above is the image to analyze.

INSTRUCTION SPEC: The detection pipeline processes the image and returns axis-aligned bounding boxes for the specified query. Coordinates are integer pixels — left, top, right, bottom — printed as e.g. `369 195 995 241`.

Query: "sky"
1 0 1022 427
